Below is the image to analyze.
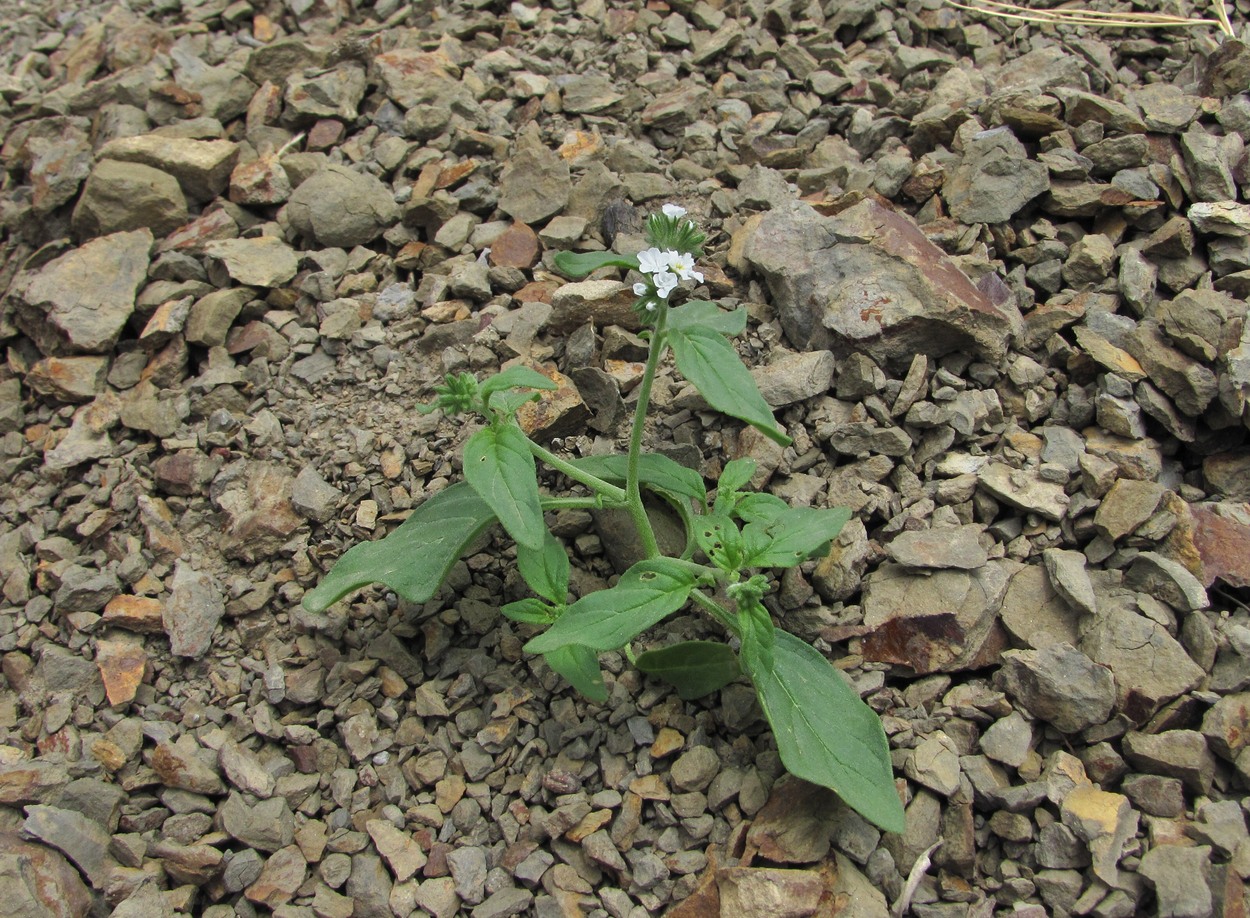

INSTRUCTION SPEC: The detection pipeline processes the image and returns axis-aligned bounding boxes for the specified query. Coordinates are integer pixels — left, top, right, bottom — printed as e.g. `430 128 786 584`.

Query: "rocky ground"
2 0 1250 916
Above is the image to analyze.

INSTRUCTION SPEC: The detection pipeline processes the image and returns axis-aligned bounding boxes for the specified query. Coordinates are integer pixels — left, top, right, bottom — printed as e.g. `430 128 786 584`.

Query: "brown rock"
0 760 70 805
716 866 824 917
101 595 164 633
1094 479 1166 541
26 356 109 403
151 740 224 795
245 845 308 908
95 638 147 705
489 222 541 269
515 366 592 442
744 777 837 864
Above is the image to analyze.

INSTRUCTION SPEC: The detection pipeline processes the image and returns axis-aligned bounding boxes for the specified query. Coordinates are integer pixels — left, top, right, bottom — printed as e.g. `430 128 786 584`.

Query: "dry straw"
945 0 1236 38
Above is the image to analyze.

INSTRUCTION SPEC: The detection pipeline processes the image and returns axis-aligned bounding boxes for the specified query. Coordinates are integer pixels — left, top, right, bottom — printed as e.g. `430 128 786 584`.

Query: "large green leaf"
668 327 791 447
733 492 789 524
303 482 495 612
693 513 745 574
635 641 740 700
523 558 699 654
552 250 640 278
569 453 707 507
464 424 546 551
517 532 570 604
668 300 747 336
742 629 904 834
545 645 606 702
481 365 557 405
742 506 851 569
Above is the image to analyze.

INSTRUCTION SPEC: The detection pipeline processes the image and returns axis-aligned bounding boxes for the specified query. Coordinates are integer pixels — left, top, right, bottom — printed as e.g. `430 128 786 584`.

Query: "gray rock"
204 237 298 287
285 64 367 122
372 47 460 109
1059 784 1138 887
977 463 1070 522
12 229 152 355
1080 599 1204 723
164 561 225 659
98 135 238 202
743 198 1021 367
21 805 118 889
287 164 399 247
998 643 1115 733
1042 549 1097 616
980 712 1034 769
752 351 836 407
498 140 570 225
944 128 1050 224
1122 730 1215 795
1139 844 1213 918
1124 551 1209 612
1180 127 1239 202
1189 201 1250 236
904 731 962 797
53 564 120 614
291 465 344 522
0 831 92 918
671 746 720 792
472 887 535 918
222 847 265 893
1000 564 1082 649
887 526 988 570
1126 320 1218 417
447 845 488 904
72 159 187 239
219 793 294 852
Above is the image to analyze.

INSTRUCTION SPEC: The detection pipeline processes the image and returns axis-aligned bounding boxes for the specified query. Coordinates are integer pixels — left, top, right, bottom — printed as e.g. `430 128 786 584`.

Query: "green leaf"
717 458 757 494
736 596 776 671
742 506 851 569
517 532 570 604
694 514 744 574
545 645 607 702
742 630 904 834
303 482 495 612
668 327 791 447
635 641 740 700
501 597 558 625
480 366 557 402
523 558 699 654
463 425 546 551
569 453 707 507
552 250 640 278
668 300 747 336
733 492 789 524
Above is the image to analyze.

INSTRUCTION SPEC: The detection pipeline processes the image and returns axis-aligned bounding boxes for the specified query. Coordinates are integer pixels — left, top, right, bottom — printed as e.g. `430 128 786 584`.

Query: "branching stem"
529 441 628 504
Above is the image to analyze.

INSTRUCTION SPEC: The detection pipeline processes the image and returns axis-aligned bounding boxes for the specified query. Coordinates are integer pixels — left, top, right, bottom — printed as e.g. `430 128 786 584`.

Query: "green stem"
529 441 628 503
690 589 738 635
540 496 614 512
626 308 668 559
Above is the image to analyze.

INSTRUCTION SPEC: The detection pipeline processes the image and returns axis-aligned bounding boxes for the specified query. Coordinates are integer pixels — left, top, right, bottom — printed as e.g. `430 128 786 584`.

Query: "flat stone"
743 198 1021 368
1125 320 1218 417
219 742 275 797
0 761 71 805
716 866 824 917
372 48 460 109
203 237 297 287
26 356 109 403
752 350 836 407
1042 548 1098 616
744 778 837 864
0 830 92 918
245 844 307 908
1201 692 1250 761
1204 450 1250 501
498 137 570 225
98 135 237 202
905 731 962 797
1124 551 1209 612
101 595 165 633
1079 599 1204 723
94 638 147 705
367 819 426 882
152 737 224 795
488 222 540 269
1094 478 1166 541
1059 785 1138 887
1139 844 1213 918
945 128 1050 224
670 745 720 792
164 561 225 660
997 643 1115 734
220 793 294 852
978 463 1070 521
12 229 152 355
861 560 1011 674
211 461 302 561
1191 505 1250 588
887 526 988 570
1122 730 1215 795
20 804 117 889
72 160 187 238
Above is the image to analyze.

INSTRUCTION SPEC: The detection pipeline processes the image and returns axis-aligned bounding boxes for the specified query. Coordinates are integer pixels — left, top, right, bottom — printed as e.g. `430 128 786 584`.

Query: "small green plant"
303 204 904 833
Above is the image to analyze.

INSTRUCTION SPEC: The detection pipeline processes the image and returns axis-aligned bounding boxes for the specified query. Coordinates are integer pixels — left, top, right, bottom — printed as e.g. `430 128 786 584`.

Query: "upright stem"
626 307 668 559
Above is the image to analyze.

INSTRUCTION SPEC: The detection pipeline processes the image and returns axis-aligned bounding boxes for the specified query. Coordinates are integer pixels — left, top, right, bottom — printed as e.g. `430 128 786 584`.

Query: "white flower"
662 203 687 219
652 270 679 299
633 281 649 296
666 251 703 283
637 247 669 274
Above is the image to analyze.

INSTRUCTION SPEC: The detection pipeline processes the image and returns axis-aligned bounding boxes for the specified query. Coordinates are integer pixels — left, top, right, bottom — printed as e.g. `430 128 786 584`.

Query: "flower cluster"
632 204 704 311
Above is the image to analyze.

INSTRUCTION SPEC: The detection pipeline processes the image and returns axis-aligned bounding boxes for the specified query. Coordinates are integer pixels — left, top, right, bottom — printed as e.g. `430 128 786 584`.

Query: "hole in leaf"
639 571 657 581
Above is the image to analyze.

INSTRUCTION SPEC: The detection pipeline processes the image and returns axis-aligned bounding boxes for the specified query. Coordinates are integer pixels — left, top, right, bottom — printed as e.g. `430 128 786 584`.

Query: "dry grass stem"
945 0 1235 37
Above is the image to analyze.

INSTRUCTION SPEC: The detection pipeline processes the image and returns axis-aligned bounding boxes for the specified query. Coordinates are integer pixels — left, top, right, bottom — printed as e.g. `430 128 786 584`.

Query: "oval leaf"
517 532 570 604
742 506 851 569
668 300 747 336
635 641 740 700
464 425 546 551
553 250 640 278
303 482 495 612
742 630 904 834
668 327 791 447
480 365 557 401
545 645 606 702
501 598 558 625
523 558 698 654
